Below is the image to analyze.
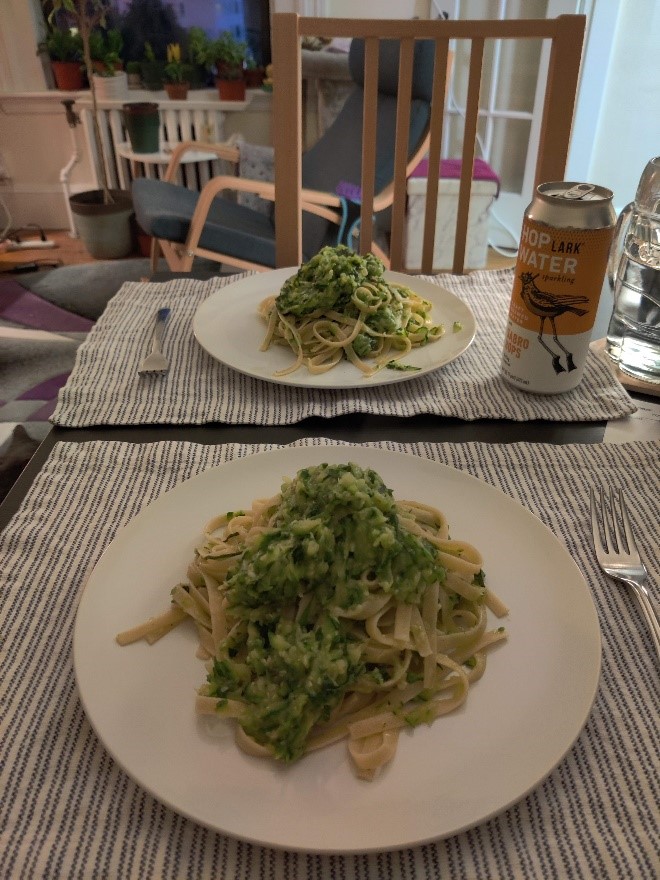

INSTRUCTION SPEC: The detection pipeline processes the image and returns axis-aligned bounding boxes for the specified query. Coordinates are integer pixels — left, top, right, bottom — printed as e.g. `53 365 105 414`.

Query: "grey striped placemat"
51 270 636 427
1 438 658 880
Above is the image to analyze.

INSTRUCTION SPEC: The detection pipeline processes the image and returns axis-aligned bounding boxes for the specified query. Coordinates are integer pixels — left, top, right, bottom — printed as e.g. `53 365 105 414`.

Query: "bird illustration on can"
517 271 589 373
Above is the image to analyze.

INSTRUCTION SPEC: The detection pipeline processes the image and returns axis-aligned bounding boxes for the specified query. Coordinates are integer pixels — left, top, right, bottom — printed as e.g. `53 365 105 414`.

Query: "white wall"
581 0 660 211
0 0 48 92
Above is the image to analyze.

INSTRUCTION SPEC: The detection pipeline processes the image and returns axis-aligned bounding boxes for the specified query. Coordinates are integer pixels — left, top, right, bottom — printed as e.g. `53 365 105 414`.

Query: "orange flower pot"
51 61 84 91
216 77 246 101
164 82 190 100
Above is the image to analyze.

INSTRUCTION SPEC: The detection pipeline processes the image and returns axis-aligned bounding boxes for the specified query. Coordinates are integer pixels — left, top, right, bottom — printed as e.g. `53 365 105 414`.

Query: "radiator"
77 97 232 192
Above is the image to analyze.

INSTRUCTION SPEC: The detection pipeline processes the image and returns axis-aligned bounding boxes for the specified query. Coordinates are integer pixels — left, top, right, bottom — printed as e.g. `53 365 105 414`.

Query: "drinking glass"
605 157 660 383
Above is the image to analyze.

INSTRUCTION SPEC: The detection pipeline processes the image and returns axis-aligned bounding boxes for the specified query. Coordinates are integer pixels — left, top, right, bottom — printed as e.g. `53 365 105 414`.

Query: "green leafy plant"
187 26 212 71
89 27 123 75
212 31 247 80
38 25 83 62
163 42 187 83
45 0 117 204
126 59 141 74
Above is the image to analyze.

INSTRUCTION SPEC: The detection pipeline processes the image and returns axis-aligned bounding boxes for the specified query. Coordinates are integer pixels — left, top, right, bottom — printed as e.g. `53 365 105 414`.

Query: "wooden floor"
0 229 515 272
0 230 120 271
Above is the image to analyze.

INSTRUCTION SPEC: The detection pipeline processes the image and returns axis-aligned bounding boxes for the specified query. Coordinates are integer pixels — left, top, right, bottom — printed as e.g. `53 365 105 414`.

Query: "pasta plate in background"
192 267 475 390
258 246 446 377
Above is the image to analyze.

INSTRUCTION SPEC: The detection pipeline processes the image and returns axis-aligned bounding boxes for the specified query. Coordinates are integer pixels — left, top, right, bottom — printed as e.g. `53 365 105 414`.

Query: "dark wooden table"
0 414 607 533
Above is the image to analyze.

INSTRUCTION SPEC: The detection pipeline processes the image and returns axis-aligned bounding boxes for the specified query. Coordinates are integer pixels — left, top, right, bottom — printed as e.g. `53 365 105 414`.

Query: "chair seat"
132 178 278 268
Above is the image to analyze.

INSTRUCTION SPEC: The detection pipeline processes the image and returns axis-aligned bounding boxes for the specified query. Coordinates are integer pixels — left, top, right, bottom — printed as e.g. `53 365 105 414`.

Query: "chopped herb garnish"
386 361 421 372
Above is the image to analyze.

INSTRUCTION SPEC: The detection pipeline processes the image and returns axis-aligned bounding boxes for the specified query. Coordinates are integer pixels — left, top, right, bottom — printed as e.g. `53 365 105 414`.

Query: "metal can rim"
536 181 614 204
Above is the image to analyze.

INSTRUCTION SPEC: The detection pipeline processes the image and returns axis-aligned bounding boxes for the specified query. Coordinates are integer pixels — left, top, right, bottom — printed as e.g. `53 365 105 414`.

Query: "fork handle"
622 577 660 662
152 307 170 352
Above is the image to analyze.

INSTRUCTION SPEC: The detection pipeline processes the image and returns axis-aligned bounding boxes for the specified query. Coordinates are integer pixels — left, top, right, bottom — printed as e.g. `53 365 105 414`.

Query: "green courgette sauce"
206 462 446 762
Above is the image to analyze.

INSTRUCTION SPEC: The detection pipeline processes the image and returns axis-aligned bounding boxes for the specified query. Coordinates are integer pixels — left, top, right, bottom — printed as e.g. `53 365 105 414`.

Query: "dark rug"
0 260 143 502
0 257 231 506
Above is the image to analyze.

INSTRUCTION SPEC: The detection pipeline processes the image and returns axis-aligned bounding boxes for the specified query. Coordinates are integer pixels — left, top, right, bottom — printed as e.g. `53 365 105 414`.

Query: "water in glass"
605 157 660 384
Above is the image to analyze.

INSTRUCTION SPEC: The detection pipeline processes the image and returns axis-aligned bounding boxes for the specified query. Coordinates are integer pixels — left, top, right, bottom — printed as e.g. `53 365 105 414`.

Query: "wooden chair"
133 32 445 274
272 13 586 275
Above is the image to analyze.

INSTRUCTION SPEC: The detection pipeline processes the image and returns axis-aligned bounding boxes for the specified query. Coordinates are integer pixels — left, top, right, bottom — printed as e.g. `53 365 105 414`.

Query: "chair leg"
150 236 162 273
158 240 187 271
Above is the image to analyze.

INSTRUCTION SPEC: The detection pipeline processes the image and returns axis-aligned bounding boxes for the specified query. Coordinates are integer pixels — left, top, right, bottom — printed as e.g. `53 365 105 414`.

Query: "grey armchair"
131 36 437 274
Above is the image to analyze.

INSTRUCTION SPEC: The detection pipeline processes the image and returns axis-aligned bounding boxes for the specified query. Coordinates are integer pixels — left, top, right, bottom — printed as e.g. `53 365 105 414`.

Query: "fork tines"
590 485 637 559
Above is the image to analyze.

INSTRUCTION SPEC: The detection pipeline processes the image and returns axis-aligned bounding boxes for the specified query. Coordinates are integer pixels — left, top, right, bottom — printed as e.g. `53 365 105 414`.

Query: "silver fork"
138 308 170 375
590 486 660 661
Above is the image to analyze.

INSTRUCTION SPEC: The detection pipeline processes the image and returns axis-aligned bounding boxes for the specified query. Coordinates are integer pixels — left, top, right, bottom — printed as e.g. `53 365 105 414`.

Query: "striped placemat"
51 269 636 427
1 438 658 879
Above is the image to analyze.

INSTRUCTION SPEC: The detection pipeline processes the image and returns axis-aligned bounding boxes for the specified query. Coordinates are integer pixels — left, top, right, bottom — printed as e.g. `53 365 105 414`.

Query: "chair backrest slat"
535 14 586 186
454 37 485 275
272 13 586 274
359 37 379 255
272 13 303 268
388 38 416 271
421 40 451 274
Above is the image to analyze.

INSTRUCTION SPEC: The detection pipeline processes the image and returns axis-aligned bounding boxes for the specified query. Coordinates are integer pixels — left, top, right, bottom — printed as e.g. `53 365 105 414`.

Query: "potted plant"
212 31 247 101
186 26 212 89
163 43 189 100
126 59 141 88
46 0 134 259
38 25 84 91
140 41 165 92
89 27 127 99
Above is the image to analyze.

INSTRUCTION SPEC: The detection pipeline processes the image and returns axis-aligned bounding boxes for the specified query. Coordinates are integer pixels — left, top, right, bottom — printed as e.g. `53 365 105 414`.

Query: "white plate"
74 446 601 854
193 268 476 388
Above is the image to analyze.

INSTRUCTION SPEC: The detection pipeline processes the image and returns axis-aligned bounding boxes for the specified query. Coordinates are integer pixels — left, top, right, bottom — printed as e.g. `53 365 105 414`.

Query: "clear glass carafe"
605 157 660 383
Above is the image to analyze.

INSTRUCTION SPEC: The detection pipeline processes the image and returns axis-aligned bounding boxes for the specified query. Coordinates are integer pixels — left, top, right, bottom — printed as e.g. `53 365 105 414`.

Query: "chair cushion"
132 178 277 268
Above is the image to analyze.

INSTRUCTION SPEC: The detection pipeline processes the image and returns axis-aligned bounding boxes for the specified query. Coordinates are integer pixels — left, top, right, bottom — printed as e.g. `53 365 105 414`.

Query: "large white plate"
74 446 601 853
192 268 476 388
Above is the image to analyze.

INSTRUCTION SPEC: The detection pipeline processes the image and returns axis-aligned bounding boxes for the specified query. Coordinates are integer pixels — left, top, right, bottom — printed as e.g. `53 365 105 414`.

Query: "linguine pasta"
258 245 445 377
117 462 508 780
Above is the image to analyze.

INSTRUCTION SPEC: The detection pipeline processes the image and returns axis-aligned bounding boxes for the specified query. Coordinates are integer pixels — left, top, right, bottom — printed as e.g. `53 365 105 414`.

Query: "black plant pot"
123 102 160 153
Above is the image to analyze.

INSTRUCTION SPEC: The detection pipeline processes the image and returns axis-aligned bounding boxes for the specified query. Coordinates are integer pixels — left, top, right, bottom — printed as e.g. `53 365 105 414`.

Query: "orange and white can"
501 182 616 394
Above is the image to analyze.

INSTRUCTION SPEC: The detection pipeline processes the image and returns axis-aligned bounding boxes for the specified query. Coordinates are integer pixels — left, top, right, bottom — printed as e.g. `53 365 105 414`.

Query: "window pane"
114 0 271 66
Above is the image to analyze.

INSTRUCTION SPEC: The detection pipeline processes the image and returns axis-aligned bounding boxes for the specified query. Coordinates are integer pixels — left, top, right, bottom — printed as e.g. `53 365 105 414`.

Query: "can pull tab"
562 183 595 200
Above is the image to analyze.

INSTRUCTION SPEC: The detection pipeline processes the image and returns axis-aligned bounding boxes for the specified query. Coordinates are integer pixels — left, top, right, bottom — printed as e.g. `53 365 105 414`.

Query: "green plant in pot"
126 59 141 88
37 24 84 90
89 27 123 73
45 0 134 259
212 31 247 101
163 42 189 99
140 41 165 91
89 26 128 99
186 25 212 89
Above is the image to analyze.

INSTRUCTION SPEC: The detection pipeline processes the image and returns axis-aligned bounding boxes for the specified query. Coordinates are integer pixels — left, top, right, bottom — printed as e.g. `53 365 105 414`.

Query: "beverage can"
501 182 616 394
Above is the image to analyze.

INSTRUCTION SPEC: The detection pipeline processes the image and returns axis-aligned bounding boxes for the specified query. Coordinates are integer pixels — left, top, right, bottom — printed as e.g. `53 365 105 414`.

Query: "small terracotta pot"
165 82 190 100
51 61 84 91
216 77 246 101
